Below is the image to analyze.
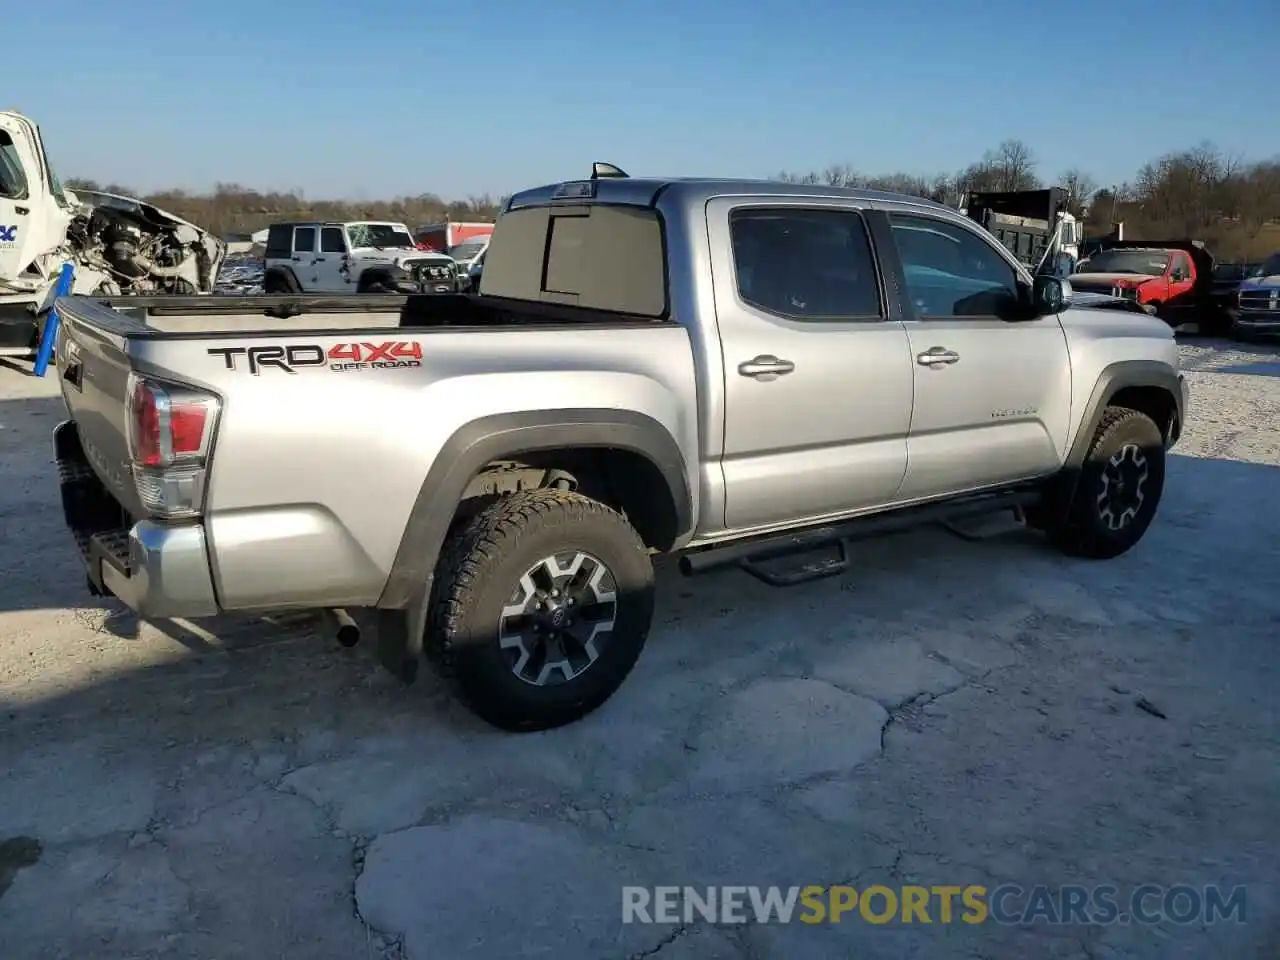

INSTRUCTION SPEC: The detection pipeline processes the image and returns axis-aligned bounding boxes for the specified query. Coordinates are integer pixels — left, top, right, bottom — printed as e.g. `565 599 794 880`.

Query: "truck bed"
65 292 673 338
51 290 698 615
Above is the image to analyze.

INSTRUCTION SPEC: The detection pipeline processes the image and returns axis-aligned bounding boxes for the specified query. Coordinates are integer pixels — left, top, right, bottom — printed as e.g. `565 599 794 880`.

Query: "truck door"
706 197 915 532
314 226 349 291
1166 251 1196 320
0 115 57 287
291 225 318 288
879 208 1071 500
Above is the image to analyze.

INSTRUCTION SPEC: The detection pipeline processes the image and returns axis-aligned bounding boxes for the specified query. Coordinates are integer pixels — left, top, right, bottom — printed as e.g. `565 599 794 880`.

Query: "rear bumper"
54 420 219 619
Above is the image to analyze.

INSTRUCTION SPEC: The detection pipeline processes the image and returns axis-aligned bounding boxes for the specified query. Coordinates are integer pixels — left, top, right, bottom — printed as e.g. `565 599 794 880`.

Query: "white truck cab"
1 109 225 356
261 220 460 295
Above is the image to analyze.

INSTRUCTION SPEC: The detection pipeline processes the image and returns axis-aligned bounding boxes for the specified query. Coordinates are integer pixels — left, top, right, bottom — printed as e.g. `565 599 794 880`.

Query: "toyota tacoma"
49 164 1189 731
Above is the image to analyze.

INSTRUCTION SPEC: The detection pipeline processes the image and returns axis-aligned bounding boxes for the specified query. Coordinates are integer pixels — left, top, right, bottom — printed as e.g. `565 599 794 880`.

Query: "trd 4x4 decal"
208 341 423 375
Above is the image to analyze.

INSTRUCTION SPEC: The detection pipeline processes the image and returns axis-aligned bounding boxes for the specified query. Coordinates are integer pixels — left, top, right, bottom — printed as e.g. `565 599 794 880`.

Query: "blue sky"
8 0 1278 200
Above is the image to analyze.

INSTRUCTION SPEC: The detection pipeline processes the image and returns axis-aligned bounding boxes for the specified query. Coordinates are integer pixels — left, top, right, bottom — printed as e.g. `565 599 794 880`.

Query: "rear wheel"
263 271 296 294
427 489 655 731
1046 407 1166 559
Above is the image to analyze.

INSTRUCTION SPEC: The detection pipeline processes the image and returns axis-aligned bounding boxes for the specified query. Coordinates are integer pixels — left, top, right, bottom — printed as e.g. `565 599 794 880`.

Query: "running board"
678 489 1041 587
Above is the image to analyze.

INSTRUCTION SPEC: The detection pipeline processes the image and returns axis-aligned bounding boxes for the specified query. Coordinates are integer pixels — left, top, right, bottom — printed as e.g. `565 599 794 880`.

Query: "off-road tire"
1047 406 1165 559
427 489 655 731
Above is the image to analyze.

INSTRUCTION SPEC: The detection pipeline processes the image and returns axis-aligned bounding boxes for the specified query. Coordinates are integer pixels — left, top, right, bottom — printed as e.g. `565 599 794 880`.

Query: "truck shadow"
3 450 1278 751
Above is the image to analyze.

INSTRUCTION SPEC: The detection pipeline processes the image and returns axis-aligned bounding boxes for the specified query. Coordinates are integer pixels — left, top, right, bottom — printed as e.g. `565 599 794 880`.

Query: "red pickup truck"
1070 240 1214 328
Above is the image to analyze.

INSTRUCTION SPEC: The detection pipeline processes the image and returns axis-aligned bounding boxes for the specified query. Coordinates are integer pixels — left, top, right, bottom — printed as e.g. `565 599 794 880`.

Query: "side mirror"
1032 275 1072 315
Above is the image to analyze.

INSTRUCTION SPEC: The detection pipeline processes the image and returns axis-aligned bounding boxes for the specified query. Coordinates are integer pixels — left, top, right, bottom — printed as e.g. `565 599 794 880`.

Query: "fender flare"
375 408 692 678
356 266 402 291
1040 359 1186 527
1065 359 1185 469
263 266 301 292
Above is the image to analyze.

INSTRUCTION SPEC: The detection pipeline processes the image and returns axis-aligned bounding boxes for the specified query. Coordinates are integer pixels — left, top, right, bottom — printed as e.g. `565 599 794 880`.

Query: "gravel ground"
0 339 1277 959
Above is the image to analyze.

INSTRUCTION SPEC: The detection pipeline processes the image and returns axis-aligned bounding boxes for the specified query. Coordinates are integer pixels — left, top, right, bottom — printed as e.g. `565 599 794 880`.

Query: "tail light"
126 376 220 520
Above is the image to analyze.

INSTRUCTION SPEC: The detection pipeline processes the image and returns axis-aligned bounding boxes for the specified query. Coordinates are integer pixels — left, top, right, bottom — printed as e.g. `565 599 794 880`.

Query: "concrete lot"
1 340 1277 959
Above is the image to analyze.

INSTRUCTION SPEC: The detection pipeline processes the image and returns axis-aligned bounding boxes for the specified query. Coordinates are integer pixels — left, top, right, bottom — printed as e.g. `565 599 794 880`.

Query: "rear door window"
293 226 316 253
728 207 883 319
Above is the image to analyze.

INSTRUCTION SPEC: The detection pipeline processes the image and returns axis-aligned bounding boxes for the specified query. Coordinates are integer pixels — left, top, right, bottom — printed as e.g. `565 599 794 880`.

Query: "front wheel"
1047 407 1166 559
427 489 655 731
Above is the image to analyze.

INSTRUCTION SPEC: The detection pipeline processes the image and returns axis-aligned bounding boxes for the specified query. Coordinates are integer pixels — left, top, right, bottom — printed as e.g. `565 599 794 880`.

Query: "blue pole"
32 262 75 378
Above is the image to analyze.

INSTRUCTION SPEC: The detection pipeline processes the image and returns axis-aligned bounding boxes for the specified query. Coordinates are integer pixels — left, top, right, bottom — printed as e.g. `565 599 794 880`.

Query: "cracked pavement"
2 340 1279 959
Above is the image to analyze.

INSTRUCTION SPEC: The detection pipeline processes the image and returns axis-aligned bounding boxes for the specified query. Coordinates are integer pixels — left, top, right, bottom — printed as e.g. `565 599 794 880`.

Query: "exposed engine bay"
64 191 222 295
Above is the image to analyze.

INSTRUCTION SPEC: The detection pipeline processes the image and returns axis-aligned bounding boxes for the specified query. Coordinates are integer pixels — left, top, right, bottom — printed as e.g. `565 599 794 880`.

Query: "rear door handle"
916 347 959 367
738 355 795 379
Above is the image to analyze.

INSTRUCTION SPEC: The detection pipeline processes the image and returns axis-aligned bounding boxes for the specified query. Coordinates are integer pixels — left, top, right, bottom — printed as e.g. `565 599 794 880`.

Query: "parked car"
1232 251 1280 340
261 220 459 295
49 166 1187 732
1070 241 1221 331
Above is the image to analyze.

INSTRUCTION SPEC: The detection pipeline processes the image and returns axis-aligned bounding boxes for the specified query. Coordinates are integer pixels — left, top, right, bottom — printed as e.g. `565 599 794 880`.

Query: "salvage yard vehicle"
262 220 460 295
1232 251 1280 340
962 188 1082 274
1 111 225 356
1070 240 1224 332
49 164 1189 732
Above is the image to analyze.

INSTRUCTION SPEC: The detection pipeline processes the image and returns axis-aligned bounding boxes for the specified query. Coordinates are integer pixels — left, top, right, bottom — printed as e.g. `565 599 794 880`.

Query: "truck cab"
1 112 80 349
2 110 225 357
1070 241 1213 328
261 220 459 295
1233 250 1280 340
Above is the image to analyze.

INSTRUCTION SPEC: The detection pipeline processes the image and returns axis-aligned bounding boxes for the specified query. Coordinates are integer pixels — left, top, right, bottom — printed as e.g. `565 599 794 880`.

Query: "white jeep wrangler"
261 220 460 295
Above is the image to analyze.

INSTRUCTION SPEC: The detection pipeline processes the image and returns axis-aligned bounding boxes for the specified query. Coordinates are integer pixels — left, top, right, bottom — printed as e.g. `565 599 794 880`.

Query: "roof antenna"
591 162 628 180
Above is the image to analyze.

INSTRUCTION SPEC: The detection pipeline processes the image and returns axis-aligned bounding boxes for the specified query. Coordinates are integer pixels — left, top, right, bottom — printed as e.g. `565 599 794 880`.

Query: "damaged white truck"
0 110 225 357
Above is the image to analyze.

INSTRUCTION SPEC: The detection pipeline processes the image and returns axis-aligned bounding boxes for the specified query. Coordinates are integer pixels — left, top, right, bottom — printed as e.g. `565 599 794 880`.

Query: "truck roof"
506 175 959 216
267 220 408 228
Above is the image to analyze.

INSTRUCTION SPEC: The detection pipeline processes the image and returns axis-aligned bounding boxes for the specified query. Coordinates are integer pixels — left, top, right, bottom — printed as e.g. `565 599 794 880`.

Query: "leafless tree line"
777 139 1280 260
63 180 509 242
67 138 1280 260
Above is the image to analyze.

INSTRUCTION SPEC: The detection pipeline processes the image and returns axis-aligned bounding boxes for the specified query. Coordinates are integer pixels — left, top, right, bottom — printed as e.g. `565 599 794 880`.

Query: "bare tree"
981 139 1040 192
1058 168 1098 217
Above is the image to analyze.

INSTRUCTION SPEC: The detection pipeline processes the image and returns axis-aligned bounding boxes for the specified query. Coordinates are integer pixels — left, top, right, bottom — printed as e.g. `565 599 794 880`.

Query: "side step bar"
678 488 1041 587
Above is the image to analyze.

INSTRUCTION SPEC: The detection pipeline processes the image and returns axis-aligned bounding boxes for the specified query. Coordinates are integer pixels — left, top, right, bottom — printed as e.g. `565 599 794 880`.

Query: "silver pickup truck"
50 165 1189 731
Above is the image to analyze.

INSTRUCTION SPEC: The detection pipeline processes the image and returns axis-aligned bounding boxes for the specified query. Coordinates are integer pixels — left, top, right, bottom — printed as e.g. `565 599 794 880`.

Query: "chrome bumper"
55 419 219 619
93 521 220 619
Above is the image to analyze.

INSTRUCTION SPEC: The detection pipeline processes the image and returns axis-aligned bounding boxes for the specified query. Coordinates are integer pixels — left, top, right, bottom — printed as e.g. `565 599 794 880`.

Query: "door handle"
312 257 325 263
916 347 959 367
738 355 795 379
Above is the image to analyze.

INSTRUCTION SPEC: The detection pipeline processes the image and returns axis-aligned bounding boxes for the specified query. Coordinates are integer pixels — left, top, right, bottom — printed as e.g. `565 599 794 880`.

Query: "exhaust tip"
328 608 361 647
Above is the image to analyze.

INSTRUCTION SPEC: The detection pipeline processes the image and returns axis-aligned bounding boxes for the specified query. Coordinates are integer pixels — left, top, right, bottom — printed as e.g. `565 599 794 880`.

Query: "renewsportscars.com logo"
622 884 1247 927
207 341 422 375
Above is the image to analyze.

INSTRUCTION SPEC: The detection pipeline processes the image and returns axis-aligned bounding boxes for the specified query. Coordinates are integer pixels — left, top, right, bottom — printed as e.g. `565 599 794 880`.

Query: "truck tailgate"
53 301 149 520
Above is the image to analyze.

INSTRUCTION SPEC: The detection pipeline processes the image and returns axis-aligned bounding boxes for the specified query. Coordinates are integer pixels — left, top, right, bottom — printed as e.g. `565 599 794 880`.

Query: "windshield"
1251 253 1280 277
36 125 73 210
346 223 415 249
448 238 488 261
1081 250 1170 276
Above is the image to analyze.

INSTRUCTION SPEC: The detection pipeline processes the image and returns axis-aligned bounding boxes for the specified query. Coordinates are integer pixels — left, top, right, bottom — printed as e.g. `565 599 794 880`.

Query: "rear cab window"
480 202 667 317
